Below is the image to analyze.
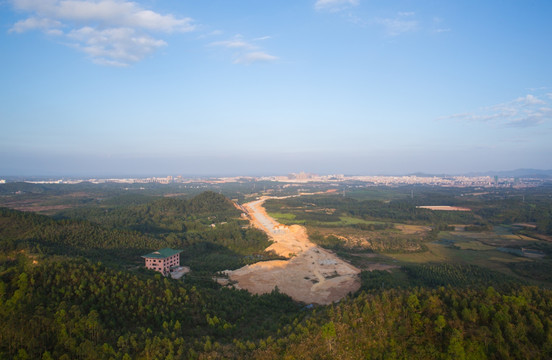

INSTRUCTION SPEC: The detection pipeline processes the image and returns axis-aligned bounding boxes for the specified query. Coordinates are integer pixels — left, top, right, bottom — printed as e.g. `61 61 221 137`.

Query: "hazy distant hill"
466 169 552 179
407 169 552 179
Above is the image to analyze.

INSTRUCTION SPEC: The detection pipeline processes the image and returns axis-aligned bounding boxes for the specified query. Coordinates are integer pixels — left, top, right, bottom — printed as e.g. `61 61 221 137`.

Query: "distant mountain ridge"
406 169 552 179
465 169 552 179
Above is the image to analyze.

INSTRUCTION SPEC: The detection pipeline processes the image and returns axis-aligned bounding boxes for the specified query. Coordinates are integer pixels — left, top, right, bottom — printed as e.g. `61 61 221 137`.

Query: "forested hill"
252 285 552 359
0 258 301 359
0 207 163 261
0 191 274 269
55 191 240 233
2 256 551 359
2 189 552 358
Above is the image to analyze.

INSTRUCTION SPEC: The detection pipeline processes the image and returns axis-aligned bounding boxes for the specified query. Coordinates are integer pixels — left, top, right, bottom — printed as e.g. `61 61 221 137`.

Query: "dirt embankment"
223 197 360 305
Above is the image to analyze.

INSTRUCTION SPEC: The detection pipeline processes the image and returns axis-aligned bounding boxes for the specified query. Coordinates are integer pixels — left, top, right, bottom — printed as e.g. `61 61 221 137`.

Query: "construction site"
223 197 360 305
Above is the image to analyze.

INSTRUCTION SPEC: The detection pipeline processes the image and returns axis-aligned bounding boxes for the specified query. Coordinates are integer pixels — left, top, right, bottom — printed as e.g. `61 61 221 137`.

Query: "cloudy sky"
1 0 551 176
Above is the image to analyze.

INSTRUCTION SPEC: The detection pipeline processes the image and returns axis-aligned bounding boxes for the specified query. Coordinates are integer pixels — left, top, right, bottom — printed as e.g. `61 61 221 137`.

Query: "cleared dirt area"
224 197 360 305
417 205 471 211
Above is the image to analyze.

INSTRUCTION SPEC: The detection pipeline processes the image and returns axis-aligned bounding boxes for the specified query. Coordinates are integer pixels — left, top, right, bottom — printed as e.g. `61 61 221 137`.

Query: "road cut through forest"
223 197 360 305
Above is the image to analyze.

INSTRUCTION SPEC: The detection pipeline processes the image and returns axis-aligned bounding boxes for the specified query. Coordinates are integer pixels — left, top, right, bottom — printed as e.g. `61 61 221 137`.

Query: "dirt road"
224 197 360 305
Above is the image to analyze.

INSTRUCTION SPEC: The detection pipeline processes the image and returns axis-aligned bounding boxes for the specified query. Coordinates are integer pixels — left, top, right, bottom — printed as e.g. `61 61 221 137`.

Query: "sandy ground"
223 197 360 305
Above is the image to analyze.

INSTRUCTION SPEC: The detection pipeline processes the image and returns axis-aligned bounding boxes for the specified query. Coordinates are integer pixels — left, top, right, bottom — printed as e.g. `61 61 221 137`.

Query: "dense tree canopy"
1 192 277 270
1 189 552 359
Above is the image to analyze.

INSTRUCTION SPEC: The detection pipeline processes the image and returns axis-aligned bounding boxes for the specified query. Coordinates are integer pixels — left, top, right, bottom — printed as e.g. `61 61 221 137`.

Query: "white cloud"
515 94 545 105
11 0 194 32
315 0 359 12
9 17 63 33
505 116 545 128
210 38 254 49
234 52 277 65
210 35 277 65
253 36 271 41
8 0 194 65
68 26 167 65
375 12 418 36
441 93 552 128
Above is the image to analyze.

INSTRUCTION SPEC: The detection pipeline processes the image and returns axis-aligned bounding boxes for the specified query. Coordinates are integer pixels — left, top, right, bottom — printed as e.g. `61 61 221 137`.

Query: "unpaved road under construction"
224 197 360 305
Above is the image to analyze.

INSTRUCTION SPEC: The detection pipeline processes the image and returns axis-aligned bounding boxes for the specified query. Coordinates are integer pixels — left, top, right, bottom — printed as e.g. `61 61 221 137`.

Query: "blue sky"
1 0 551 176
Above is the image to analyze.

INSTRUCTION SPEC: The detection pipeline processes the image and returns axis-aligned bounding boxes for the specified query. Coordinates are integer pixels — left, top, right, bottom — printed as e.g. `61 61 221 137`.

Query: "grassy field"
388 242 531 277
440 227 540 248
385 225 550 283
267 212 306 225
267 212 389 227
320 216 387 227
270 202 550 285
303 216 551 286
452 240 495 251
0 193 97 214
263 190 552 288
395 224 432 234
336 251 401 270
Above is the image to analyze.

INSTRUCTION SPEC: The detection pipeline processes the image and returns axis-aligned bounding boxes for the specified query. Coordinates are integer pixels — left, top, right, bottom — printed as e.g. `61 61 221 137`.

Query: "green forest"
1 191 279 272
264 189 552 235
1 184 552 359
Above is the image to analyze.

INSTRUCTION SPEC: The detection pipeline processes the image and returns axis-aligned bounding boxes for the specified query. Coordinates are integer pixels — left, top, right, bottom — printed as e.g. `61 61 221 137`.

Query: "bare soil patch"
224 197 360 305
417 206 471 211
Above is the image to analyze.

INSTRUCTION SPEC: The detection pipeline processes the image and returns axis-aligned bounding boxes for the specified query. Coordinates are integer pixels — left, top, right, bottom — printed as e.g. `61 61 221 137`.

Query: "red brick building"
142 248 183 276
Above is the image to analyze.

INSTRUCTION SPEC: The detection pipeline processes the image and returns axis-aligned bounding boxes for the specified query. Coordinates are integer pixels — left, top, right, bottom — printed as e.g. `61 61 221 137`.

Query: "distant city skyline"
1 1 551 176
4 172 549 192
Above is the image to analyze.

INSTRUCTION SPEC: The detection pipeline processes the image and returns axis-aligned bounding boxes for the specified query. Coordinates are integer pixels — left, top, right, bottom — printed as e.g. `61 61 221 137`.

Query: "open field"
443 226 540 246
0 192 96 214
451 240 495 251
262 191 552 286
386 225 551 282
268 212 302 224
268 211 392 228
388 242 532 278
334 251 400 271
307 223 429 253
394 224 432 234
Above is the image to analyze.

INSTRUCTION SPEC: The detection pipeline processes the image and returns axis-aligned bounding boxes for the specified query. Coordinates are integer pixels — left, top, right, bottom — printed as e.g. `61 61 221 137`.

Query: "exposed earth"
416 205 471 211
223 197 361 305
